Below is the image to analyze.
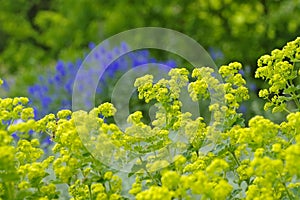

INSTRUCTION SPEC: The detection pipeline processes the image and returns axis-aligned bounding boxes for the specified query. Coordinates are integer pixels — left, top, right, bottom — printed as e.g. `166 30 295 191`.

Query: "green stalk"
230 151 240 166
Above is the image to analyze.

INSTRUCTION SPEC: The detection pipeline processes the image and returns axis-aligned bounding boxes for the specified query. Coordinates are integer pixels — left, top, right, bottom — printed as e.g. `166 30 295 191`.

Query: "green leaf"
128 160 147 177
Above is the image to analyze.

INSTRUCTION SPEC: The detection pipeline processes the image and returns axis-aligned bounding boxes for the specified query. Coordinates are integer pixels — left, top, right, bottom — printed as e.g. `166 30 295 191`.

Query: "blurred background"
1 0 300 123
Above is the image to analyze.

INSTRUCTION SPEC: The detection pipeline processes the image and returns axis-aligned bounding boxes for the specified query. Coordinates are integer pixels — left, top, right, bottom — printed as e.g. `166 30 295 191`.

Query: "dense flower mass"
1 38 300 199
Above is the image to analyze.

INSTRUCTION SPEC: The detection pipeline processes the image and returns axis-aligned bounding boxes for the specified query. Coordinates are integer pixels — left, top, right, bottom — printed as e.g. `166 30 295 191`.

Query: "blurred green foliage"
0 0 104 74
0 0 300 76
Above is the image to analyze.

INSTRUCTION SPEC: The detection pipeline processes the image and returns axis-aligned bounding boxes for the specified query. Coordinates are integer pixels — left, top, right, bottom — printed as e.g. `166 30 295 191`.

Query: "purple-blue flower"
209 47 224 60
26 42 177 119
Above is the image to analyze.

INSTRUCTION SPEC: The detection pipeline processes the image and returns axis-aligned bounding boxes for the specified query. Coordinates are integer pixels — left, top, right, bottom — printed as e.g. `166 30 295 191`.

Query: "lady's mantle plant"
0 37 300 199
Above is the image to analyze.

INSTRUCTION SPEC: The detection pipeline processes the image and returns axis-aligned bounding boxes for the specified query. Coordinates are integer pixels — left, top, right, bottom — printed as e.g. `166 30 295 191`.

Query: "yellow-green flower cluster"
39 183 58 199
285 135 300 177
129 176 142 195
69 180 90 200
134 74 156 103
168 68 189 99
133 158 232 199
53 151 79 183
16 154 56 199
16 139 43 164
0 129 17 199
135 186 174 200
188 64 249 132
1 96 33 125
182 116 207 150
188 67 215 101
245 148 286 199
256 37 300 113
219 110 300 199
134 68 189 130
219 62 249 110
97 102 117 118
